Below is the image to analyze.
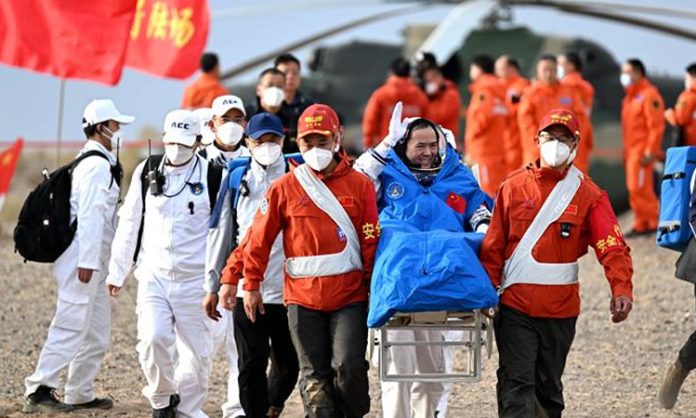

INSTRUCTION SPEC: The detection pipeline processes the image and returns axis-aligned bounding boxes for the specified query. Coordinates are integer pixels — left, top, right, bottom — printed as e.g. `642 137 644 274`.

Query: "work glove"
374 102 405 156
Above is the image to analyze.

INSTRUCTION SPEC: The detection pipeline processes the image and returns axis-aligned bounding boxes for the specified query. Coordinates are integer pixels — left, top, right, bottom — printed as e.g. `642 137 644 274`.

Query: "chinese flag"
0 138 24 212
0 1 137 85
126 0 210 79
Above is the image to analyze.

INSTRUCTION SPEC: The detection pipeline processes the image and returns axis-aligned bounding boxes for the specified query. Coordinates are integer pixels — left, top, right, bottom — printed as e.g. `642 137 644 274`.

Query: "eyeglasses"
538 131 575 145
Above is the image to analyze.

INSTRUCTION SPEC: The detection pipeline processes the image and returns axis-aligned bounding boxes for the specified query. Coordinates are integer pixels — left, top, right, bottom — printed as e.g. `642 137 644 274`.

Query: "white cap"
193 108 215 145
82 99 134 127
162 110 201 146
212 95 246 118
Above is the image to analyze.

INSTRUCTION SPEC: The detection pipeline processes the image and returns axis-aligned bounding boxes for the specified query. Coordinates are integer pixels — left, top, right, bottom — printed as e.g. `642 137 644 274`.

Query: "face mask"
685 78 693 91
620 73 633 88
540 140 572 167
557 65 566 80
216 122 244 146
164 144 195 166
103 127 122 150
425 82 439 95
303 146 334 171
262 87 285 108
252 142 282 166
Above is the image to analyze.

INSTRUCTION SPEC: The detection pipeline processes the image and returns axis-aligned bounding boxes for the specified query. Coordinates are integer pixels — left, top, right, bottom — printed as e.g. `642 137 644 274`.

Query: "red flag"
126 0 210 79
0 1 137 85
0 138 24 212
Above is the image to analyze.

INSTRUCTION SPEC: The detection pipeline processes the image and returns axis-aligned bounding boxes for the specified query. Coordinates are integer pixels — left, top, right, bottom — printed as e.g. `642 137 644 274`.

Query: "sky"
1 0 695 144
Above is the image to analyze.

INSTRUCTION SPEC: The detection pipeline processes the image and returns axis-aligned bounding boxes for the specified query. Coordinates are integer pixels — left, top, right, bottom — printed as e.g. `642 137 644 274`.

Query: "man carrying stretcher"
481 108 634 418
355 102 498 418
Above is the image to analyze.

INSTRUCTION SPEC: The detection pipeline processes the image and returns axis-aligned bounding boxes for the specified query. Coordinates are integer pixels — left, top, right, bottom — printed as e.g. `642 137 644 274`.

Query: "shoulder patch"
652 99 661 110
386 182 405 200
479 93 486 102
260 197 269 215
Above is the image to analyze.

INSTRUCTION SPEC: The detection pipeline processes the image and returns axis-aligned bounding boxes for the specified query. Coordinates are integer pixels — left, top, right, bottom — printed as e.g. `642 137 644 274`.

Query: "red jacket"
501 75 530 171
480 163 633 318
670 85 696 145
226 153 379 312
465 74 508 161
362 76 430 148
181 73 229 109
622 78 665 156
562 72 595 162
427 80 462 141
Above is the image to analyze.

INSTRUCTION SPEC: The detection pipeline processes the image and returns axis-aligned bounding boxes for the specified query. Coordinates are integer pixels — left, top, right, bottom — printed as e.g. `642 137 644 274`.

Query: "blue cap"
246 112 284 140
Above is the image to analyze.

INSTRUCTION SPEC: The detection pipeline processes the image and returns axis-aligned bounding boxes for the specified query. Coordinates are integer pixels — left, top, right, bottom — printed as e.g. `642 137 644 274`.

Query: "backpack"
657 146 696 251
14 151 114 263
132 155 223 261
209 154 303 248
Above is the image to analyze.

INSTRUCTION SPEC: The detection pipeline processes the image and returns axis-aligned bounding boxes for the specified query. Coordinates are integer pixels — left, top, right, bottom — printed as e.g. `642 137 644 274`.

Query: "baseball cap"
297 104 340 139
537 108 581 138
82 99 134 127
162 110 201 146
193 107 215 145
246 113 284 140
212 95 246 118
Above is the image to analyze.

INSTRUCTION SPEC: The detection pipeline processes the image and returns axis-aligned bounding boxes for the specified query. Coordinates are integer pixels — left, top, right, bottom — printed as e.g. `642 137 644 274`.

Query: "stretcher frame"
377 310 492 383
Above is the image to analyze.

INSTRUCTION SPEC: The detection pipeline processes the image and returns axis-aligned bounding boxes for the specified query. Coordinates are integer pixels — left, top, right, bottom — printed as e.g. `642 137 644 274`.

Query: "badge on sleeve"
386 182 405 200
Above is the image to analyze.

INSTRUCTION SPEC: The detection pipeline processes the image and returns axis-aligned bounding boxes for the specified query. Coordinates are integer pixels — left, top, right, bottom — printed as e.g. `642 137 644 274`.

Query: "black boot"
23 385 75 413
152 394 180 418
69 397 114 410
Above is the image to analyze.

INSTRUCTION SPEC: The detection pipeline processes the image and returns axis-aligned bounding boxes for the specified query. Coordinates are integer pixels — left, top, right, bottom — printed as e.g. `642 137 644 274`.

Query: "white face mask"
164 144 195 166
303 146 335 171
216 122 245 146
557 65 566 80
251 142 282 166
262 87 285 108
620 73 633 88
103 127 122 150
425 82 439 95
540 140 574 168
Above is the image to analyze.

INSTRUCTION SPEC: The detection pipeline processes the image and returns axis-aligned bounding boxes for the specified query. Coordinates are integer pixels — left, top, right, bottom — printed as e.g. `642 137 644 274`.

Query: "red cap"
297 104 340 139
537 108 581 138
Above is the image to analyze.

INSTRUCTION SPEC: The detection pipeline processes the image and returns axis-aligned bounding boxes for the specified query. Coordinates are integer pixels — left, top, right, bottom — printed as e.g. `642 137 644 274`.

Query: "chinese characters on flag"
126 0 210 79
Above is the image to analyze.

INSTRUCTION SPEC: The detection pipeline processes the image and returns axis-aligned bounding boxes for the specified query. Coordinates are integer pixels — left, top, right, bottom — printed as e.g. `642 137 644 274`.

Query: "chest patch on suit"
386 182 405 200
338 196 354 208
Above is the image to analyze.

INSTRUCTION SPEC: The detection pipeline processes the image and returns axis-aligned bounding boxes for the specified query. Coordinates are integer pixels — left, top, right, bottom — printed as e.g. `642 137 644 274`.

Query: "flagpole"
56 78 66 165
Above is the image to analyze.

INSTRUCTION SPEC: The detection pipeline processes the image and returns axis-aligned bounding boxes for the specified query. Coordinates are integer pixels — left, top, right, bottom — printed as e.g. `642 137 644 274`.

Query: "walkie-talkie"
147 138 164 195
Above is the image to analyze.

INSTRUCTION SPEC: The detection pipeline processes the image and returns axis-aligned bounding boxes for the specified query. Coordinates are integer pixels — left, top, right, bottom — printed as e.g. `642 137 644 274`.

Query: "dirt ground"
1 215 696 418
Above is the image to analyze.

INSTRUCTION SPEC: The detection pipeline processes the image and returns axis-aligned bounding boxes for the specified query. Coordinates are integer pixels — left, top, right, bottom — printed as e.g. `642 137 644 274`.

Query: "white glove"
374 102 405 156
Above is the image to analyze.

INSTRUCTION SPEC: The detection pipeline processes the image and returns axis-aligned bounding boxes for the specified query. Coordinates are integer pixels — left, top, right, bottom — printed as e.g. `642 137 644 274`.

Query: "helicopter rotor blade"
219 5 422 81
508 0 696 42
416 0 498 63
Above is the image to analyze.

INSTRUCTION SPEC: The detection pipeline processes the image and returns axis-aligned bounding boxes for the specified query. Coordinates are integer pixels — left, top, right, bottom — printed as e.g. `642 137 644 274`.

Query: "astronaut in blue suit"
355 103 497 418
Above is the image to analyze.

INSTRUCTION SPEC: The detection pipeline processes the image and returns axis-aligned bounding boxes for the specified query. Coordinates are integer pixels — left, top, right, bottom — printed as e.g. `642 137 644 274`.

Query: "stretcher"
375 310 494 383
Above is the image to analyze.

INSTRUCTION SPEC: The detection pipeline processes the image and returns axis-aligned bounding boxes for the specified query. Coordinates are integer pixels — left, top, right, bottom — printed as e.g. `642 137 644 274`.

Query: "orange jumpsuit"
465 74 509 196
621 78 665 232
362 76 430 148
224 153 379 312
181 73 229 109
480 164 634 318
667 84 696 146
561 72 595 173
501 75 530 173
426 80 462 144
517 81 587 166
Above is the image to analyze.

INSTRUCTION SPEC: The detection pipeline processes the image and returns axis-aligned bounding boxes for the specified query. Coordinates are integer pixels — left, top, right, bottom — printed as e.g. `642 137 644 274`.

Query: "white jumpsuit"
25 141 119 405
107 155 214 418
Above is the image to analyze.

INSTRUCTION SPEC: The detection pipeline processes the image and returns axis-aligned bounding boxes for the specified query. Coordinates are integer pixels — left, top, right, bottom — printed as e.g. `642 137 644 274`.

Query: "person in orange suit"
465 54 509 196
621 58 665 236
363 57 430 149
481 108 633 418
558 52 595 173
496 55 530 173
421 63 462 147
181 52 229 109
665 63 696 146
518 55 587 166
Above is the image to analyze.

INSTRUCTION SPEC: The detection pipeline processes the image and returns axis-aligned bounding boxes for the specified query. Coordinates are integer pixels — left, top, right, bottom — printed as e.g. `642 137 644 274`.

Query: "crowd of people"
18 49 696 418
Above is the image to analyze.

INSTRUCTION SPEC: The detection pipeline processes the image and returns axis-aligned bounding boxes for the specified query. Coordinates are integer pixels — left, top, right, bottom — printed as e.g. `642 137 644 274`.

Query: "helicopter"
219 0 696 211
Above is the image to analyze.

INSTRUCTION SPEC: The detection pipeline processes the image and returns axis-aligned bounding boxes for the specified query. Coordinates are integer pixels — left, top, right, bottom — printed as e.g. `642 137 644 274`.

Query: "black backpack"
132 155 222 262
13 151 116 263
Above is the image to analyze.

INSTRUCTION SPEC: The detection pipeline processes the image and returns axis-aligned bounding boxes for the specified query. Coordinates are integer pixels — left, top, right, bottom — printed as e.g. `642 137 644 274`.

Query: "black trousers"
287 302 370 418
494 306 577 418
678 286 696 371
234 300 299 418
